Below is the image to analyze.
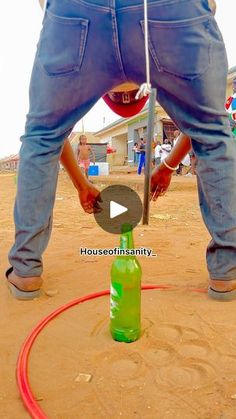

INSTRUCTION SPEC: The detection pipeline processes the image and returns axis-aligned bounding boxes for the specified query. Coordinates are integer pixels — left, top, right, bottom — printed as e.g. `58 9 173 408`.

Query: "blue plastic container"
88 165 99 176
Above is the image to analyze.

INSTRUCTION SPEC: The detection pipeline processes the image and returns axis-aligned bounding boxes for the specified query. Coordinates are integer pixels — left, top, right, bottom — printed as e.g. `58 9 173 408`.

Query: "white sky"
0 0 235 158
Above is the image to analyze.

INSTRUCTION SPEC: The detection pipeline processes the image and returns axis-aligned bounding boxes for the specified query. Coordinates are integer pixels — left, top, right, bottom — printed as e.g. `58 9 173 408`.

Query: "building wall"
111 134 128 165
127 111 164 164
100 107 170 166
97 125 127 143
96 125 128 166
127 117 149 164
0 160 18 171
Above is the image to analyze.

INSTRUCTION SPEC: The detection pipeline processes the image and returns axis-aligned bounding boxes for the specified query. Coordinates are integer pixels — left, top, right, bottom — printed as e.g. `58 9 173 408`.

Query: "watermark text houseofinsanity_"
80 247 157 257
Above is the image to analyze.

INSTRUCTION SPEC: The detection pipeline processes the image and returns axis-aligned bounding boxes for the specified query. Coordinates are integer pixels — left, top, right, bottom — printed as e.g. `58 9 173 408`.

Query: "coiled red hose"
16 284 206 418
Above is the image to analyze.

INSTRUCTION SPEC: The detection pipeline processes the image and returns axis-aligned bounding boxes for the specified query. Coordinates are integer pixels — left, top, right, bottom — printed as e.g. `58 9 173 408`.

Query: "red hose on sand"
16 284 207 419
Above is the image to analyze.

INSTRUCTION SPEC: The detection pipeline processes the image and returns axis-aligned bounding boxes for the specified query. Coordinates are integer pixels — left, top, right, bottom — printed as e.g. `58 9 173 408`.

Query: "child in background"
77 135 95 178
132 142 140 166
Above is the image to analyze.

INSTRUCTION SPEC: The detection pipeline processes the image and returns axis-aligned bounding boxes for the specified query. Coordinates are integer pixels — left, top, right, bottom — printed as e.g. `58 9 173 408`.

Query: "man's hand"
150 165 173 201
78 182 102 214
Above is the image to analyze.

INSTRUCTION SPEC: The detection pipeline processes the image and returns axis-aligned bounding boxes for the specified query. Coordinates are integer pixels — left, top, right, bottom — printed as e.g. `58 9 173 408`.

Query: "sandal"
208 287 236 301
5 267 41 300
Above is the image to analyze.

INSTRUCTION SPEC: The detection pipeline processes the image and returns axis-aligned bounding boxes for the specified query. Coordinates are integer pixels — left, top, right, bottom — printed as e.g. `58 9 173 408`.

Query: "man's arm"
151 134 192 200
60 140 87 190
60 139 101 213
164 135 191 169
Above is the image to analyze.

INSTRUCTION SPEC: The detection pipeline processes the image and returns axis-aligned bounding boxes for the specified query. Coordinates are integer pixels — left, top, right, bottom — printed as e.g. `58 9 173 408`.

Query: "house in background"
0 154 19 171
95 103 176 166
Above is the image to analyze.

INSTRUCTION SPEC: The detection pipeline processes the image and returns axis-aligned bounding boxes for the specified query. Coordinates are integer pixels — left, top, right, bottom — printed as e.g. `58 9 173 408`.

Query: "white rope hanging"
135 0 152 100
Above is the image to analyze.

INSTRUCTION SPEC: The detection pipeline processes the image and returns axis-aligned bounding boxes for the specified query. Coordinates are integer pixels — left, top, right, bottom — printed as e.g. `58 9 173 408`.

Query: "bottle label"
111 282 122 298
110 282 122 319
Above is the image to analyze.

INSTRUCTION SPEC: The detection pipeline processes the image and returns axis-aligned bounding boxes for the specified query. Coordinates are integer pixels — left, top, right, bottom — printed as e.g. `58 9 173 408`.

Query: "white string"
135 0 152 99
43 0 47 15
143 0 151 88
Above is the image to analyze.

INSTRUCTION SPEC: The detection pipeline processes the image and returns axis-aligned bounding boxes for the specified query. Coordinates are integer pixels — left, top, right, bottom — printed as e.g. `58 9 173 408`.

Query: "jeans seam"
111 9 126 79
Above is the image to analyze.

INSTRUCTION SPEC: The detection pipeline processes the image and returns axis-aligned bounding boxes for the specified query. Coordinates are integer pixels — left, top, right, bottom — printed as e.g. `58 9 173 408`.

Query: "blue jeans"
9 0 236 281
138 153 145 175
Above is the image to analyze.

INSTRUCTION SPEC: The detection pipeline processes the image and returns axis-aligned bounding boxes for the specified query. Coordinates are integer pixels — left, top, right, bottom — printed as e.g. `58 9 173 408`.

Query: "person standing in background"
77 134 95 178
137 138 146 175
132 142 139 166
154 141 162 166
160 139 172 162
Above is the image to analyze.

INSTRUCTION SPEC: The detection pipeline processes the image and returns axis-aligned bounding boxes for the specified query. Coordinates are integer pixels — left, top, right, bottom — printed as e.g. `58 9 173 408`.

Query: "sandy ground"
1 172 236 419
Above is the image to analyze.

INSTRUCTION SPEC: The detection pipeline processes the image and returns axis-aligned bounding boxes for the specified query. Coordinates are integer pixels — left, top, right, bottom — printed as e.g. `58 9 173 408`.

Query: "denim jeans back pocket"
141 14 212 80
37 10 89 77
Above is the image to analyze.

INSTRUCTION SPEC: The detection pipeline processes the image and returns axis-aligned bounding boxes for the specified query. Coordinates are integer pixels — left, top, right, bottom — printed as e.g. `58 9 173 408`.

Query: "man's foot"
208 279 236 301
209 279 236 292
6 267 43 300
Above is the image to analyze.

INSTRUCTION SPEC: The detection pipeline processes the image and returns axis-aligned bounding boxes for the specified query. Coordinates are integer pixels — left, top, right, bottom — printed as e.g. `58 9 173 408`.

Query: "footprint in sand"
178 339 211 358
145 340 177 366
156 359 216 388
91 318 218 392
145 323 217 390
95 350 147 382
154 324 183 343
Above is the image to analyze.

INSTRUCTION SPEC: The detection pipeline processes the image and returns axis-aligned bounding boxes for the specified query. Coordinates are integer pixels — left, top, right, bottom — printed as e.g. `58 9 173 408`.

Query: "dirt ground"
1 171 236 419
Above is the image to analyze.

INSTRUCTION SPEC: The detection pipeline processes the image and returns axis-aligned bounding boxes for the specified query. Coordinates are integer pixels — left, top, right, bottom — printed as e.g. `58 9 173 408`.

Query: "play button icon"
110 201 128 219
94 185 143 234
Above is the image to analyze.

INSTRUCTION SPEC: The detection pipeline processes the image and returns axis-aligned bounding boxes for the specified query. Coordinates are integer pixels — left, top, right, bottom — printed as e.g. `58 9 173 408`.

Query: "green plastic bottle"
110 225 142 343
